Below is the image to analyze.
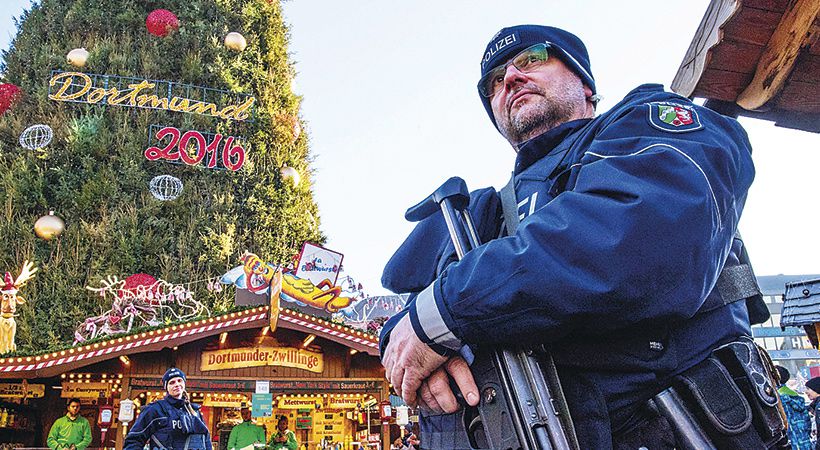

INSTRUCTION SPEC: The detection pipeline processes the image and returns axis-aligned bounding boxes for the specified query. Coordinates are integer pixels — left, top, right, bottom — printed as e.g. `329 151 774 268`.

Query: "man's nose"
502 64 528 92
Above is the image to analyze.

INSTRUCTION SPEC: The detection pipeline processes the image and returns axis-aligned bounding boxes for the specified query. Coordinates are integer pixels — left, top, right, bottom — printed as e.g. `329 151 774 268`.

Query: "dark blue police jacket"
380 84 756 448
124 395 212 450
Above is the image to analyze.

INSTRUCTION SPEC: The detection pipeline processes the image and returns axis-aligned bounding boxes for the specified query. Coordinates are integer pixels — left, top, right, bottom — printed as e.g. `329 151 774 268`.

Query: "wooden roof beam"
672 0 741 98
736 0 820 110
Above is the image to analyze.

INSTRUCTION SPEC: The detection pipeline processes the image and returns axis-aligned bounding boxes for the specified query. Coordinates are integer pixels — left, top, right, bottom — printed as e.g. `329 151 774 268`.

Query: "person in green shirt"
267 415 297 450
228 406 266 450
47 398 92 450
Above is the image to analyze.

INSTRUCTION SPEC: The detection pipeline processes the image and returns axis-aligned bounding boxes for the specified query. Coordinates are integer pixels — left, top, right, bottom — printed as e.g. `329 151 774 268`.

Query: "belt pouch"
675 356 764 449
712 337 788 445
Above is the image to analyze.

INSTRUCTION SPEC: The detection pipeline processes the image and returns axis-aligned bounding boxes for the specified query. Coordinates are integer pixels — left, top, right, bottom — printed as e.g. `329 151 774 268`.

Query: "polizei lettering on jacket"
201 346 323 373
482 33 518 69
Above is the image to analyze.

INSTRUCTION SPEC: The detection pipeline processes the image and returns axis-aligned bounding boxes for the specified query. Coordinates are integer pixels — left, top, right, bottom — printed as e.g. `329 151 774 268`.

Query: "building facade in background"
754 275 820 386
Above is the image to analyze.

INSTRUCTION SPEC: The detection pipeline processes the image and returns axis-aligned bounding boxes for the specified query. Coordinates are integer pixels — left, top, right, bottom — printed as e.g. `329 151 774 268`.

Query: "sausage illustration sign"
221 249 355 317
201 346 323 373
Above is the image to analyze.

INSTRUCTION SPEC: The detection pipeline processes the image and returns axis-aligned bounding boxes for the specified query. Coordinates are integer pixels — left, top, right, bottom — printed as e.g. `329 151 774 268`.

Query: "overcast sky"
2 1 818 297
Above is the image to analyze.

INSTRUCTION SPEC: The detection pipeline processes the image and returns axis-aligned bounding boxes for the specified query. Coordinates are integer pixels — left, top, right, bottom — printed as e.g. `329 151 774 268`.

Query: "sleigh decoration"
74 273 209 344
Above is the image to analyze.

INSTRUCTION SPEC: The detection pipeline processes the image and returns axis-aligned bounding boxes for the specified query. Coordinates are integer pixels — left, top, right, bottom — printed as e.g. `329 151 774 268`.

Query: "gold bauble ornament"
280 166 300 187
66 48 89 67
34 212 65 240
224 32 247 52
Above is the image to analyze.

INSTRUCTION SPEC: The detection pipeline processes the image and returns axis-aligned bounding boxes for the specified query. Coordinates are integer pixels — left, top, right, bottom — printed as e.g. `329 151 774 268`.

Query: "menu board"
310 410 347 444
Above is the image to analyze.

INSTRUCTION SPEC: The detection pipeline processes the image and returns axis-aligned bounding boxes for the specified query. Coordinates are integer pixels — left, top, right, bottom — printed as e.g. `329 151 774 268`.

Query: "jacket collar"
513 118 591 174
165 394 185 407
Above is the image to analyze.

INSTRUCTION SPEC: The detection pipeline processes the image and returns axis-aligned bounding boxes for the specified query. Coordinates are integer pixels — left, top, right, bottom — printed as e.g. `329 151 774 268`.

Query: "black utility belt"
656 336 789 449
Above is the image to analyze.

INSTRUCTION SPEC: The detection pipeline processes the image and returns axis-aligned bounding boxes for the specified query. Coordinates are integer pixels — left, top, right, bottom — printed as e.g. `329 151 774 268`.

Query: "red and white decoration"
145 126 246 171
0 306 379 377
75 274 209 344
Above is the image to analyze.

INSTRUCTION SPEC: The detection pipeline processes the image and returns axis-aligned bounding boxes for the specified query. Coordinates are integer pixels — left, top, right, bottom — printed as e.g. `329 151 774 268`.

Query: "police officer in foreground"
380 24 787 448
124 367 212 450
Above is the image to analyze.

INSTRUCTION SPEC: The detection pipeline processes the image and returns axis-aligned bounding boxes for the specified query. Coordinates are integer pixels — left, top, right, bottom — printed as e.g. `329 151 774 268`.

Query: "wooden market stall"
0 306 392 450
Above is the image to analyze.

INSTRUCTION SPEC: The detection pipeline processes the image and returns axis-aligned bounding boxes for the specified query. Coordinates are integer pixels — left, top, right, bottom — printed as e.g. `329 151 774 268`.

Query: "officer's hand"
417 356 478 414
382 314 448 407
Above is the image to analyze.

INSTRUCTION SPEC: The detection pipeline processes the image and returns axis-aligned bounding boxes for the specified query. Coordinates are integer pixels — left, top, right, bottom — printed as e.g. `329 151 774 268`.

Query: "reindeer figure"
0 261 37 354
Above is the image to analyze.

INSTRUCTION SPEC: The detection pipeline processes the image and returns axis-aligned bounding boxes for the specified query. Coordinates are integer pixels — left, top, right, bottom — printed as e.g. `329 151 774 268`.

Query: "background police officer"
124 367 212 450
381 24 764 448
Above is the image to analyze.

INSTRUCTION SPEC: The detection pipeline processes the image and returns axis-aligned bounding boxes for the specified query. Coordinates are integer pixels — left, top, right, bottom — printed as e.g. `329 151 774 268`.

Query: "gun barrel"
652 388 716 450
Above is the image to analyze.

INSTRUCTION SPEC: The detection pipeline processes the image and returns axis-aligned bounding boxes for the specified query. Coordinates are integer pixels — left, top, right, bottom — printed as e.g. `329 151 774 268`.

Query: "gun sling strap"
499 174 580 448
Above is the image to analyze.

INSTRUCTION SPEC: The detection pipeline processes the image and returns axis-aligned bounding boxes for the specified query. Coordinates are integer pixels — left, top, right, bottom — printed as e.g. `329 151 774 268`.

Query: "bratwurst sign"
201 346 323 373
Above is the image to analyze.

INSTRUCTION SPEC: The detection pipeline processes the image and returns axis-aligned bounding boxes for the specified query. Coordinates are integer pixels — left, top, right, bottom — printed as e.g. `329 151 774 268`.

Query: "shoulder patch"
646 102 703 133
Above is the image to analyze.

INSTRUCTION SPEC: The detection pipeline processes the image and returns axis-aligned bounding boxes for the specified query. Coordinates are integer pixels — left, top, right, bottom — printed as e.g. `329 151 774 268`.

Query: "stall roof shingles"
0 307 379 379
781 277 820 327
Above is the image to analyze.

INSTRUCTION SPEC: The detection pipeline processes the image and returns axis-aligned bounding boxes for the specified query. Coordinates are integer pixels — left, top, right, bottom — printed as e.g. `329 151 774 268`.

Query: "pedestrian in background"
776 366 812 449
805 376 820 448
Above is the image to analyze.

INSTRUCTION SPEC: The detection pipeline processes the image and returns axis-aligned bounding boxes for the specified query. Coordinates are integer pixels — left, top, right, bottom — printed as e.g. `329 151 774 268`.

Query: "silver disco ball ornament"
19 124 54 150
149 175 183 201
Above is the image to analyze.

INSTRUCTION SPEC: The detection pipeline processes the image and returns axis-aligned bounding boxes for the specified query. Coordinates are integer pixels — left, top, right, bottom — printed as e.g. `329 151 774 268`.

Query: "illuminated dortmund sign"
48 71 256 121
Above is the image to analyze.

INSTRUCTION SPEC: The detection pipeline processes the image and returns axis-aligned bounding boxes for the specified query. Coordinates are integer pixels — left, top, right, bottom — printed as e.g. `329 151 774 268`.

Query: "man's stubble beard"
498 78 586 145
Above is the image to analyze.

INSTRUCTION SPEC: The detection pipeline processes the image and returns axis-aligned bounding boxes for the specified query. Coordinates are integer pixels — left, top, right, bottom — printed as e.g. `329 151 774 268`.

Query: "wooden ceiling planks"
736 0 820 109
671 0 742 98
672 0 820 132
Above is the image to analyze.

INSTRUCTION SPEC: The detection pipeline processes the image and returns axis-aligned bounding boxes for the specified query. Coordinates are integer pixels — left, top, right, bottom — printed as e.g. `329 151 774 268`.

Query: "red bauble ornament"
146 9 179 37
0 83 22 116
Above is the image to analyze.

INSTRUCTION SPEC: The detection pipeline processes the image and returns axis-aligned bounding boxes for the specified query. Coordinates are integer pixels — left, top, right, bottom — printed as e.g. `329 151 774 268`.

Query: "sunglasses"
478 43 551 98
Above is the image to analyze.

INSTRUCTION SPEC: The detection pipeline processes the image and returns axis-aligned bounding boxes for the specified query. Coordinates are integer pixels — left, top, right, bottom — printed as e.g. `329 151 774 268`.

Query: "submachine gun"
405 177 580 450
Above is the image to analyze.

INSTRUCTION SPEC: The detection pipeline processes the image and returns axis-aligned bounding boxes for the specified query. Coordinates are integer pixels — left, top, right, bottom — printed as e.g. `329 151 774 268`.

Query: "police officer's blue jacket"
124 395 212 450
380 84 756 448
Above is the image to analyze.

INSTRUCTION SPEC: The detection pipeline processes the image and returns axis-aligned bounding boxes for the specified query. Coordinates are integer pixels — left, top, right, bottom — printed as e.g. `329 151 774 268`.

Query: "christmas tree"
0 0 322 354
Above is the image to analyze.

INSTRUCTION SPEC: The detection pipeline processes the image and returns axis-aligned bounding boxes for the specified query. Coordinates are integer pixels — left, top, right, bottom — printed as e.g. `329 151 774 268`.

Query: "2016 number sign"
145 126 246 171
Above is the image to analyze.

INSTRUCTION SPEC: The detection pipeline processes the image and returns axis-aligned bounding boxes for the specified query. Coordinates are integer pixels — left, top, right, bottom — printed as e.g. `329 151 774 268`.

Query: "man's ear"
583 85 597 116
